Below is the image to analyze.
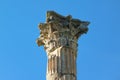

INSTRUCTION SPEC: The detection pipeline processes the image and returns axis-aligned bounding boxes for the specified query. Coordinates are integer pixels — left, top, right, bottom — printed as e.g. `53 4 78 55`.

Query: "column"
36 11 89 80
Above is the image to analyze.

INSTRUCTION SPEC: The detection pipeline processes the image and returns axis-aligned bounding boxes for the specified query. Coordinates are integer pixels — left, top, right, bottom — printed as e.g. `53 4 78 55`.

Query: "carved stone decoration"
36 11 90 80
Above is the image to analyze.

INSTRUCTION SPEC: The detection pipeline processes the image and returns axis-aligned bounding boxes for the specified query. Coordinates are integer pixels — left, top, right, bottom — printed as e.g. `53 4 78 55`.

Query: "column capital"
37 11 90 47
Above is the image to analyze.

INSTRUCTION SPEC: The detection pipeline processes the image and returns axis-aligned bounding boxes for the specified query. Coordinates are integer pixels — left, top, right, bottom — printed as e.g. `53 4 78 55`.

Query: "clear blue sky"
0 0 120 80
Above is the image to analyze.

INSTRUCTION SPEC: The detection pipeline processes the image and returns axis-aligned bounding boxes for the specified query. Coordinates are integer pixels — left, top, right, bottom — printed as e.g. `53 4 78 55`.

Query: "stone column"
36 11 89 80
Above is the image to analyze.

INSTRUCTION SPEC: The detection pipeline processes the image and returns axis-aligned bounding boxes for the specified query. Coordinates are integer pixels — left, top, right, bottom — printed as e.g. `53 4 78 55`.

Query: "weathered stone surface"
37 11 90 80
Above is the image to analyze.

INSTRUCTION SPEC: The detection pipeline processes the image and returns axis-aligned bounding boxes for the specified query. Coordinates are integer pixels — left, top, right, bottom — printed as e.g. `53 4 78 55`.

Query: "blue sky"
0 0 120 80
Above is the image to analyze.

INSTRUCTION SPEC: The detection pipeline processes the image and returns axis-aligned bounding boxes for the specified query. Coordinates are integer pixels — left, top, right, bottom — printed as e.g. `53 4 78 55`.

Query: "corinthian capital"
36 11 90 55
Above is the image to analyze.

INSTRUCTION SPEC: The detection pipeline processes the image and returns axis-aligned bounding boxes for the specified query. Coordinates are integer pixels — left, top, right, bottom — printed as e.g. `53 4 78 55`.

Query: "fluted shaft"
47 47 76 80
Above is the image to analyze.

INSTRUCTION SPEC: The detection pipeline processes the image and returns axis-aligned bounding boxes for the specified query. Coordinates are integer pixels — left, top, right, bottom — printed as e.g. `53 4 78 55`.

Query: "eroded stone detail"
36 11 89 80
